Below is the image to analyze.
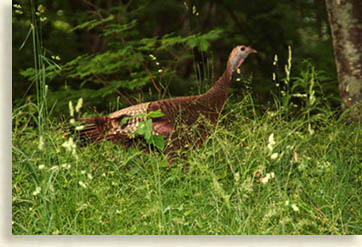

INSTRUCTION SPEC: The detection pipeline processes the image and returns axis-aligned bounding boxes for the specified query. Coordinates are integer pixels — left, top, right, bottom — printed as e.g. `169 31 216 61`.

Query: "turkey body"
71 45 257 155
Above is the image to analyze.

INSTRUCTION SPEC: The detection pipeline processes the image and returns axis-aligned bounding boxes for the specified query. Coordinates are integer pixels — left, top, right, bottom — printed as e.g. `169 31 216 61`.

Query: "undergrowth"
12 99 362 234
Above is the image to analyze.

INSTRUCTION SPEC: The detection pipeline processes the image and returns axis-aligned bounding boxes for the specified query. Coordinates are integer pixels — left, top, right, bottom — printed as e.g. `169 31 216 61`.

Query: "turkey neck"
199 69 232 114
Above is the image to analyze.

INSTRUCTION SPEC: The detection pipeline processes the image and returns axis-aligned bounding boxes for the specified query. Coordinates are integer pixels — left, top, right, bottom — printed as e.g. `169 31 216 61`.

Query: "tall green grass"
12 96 362 234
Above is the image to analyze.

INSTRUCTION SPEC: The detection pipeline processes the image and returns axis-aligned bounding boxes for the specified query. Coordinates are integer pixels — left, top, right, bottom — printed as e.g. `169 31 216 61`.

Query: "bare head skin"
227 45 257 75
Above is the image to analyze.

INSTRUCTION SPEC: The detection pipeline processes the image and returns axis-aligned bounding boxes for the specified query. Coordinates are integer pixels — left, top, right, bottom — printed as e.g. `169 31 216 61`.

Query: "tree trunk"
325 0 362 121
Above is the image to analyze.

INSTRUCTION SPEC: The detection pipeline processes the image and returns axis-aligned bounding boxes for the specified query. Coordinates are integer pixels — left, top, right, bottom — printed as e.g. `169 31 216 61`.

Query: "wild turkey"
70 45 256 155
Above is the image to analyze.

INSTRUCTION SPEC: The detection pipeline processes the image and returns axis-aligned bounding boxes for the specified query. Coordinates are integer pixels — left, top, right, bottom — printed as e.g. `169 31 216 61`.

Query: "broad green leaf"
149 135 165 151
199 39 209 51
147 109 164 118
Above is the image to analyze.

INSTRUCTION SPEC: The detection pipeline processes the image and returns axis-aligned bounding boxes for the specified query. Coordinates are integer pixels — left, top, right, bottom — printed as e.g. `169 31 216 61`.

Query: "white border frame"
3 0 361 245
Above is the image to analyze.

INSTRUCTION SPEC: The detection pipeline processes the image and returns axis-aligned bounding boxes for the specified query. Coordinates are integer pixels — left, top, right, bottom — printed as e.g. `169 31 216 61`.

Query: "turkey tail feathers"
66 116 109 145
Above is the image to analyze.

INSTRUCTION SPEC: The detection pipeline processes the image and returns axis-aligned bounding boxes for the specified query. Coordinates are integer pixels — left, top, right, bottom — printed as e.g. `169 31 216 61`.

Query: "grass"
12 98 362 235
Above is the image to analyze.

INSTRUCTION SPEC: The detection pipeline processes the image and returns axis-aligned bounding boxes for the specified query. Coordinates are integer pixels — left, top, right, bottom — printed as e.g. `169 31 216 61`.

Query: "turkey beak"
249 47 257 54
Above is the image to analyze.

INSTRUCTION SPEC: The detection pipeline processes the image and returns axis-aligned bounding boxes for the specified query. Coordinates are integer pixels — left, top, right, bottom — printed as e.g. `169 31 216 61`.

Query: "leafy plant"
12 99 362 234
121 109 165 151
273 46 339 120
20 8 223 114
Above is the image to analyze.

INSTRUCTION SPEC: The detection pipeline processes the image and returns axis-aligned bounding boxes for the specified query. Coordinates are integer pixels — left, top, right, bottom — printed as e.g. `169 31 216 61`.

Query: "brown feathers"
67 45 257 154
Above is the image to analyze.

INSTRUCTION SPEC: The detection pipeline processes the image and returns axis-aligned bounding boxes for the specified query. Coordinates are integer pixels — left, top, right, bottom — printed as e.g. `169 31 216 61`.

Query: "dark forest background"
13 0 338 117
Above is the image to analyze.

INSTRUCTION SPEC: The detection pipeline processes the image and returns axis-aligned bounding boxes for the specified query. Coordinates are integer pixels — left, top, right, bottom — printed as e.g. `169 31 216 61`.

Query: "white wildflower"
285 200 289 206
62 137 77 158
79 181 87 189
268 133 276 145
267 133 279 158
37 4 45 13
261 172 275 184
75 98 83 113
68 101 74 117
75 125 84 131
270 153 278 160
61 163 71 169
273 54 278 65
38 164 45 170
158 69 163 73
77 203 88 211
294 152 298 163
292 93 307 98
183 2 188 10
291 203 299 212
287 45 292 67
49 165 59 171
51 55 61 61
32 186 41 196
234 172 240 182
260 175 270 184
266 111 277 117
62 137 76 152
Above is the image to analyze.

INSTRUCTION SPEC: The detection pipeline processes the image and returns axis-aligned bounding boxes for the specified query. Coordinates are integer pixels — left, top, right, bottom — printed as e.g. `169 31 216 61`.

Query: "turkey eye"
240 47 245 51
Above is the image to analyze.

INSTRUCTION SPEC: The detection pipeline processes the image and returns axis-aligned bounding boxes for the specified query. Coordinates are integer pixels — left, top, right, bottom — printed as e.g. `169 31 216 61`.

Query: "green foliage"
134 119 164 151
13 0 339 116
70 14 115 32
19 8 223 114
272 46 340 122
122 109 166 151
12 101 362 234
